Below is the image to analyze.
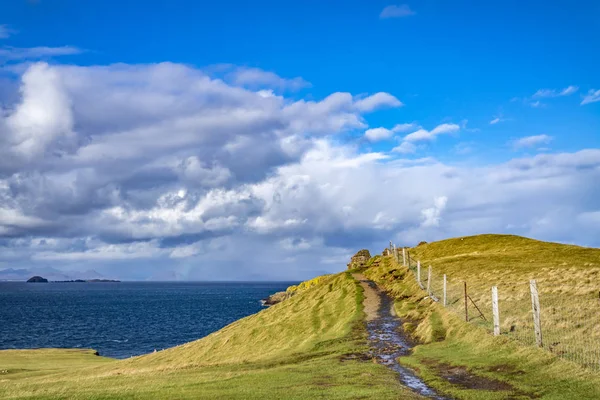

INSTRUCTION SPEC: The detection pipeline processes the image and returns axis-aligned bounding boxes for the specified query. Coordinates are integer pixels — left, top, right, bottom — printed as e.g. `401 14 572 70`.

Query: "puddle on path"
365 280 449 399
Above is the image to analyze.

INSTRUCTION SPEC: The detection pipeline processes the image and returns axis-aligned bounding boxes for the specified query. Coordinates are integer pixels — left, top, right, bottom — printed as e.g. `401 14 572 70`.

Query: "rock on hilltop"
347 249 371 270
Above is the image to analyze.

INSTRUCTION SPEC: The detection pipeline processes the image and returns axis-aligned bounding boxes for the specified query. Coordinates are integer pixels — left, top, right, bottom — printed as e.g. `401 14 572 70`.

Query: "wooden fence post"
402 248 406 266
492 286 500 336
393 244 398 262
443 274 447 306
464 281 468 322
530 280 543 347
427 265 432 295
417 261 421 287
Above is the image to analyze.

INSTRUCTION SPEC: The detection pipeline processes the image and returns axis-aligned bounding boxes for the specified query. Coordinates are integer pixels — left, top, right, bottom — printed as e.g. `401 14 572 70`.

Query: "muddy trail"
353 274 448 399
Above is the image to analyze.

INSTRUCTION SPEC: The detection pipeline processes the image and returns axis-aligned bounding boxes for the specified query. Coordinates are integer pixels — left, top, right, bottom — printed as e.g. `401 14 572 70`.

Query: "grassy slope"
0 272 418 400
410 234 600 361
363 234 600 399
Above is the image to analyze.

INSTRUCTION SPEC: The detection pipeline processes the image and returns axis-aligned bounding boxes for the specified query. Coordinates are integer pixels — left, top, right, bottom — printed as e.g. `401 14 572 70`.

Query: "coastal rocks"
261 291 290 306
347 249 371 270
26 276 48 283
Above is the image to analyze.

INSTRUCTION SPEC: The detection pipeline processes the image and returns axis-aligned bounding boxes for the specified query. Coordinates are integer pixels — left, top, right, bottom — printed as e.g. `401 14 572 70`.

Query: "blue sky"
0 1 599 280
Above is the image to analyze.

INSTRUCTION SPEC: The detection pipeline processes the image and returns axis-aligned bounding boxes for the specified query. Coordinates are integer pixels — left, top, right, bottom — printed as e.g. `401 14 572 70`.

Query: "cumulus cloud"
354 92 403 112
391 141 416 154
380 4 416 19
0 61 599 280
512 134 552 149
364 123 415 141
227 66 311 91
421 196 447 227
4 62 74 160
403 123 460 142
581 89 600 105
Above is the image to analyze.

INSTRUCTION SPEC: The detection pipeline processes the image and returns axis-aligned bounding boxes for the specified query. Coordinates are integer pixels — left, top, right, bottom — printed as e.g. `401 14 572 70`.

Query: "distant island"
26 276 120 283
26 276 48 283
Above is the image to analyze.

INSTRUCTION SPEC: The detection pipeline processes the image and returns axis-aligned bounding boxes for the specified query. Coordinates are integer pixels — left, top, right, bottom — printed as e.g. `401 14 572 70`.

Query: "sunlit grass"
407 234 600 369
363 235 600 399
0 272 418 400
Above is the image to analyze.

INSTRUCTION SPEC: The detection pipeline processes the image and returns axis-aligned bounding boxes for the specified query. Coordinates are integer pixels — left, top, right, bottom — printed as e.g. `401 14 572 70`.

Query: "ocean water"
0 281 293 359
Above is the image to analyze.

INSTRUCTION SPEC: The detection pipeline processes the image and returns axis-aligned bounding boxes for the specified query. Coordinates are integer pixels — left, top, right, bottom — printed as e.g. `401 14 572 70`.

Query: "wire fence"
392 245 600 372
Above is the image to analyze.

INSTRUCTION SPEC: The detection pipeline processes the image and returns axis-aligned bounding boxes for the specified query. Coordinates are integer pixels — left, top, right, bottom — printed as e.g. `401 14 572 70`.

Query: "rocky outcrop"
347 249 371 270
27 276 48 283
261 291 290 306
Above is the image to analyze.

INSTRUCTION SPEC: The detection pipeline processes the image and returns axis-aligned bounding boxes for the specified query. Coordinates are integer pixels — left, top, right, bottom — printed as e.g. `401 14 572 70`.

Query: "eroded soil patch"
422 358 537 398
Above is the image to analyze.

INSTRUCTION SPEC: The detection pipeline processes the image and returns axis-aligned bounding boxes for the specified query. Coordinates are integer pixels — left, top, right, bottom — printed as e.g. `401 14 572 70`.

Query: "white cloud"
512 134 553 149
388 123 460 155
6 62 74 159
364 123 415 141
380 4 416 19
0 46 82 60
404 123 460 142
421 196 447 227
365 127 394 141
533 85 579 98
490 117 501 125
1 60 600 281
560 86 579 96
33 240 164 261
581 89 600 105
354 92 403 112
227 67 310 91
392 141 416 154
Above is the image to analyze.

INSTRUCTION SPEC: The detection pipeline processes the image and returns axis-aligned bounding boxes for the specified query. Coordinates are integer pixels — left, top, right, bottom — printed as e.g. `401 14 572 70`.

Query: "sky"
0 0 599 280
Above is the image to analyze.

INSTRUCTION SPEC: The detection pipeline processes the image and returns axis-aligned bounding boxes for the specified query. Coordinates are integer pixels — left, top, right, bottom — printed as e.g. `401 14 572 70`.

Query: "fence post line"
417 261 421 287
464 281 469 322
492 286 500 336
427 265 432 296
402 248 406 266
530 279 543 347
443 274 447 306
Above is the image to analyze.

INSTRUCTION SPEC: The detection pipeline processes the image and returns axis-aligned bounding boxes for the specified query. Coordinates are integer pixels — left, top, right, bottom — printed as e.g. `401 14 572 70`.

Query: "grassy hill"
3 234 600 399
363 234 600 399
406 234 600 363
0 272 417 400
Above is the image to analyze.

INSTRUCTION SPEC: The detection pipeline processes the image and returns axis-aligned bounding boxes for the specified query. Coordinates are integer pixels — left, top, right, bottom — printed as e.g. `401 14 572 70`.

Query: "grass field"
0 272 418 400
3 234 600 399
362 234 600 399
405 234 600 369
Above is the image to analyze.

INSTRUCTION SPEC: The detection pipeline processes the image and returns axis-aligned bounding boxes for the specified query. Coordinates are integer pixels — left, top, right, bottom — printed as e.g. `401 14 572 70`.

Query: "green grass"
364 236 600 399
0 272 419 400
4 234 600 399
407 234 600 368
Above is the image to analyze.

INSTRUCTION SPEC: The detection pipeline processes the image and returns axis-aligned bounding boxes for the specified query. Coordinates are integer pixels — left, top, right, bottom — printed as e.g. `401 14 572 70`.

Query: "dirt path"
353 273 447 399
352 273 381 321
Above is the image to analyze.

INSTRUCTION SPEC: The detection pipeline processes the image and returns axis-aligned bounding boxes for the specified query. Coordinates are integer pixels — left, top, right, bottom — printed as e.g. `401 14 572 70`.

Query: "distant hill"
0 267 73 282
26 276 48 283
0 267 116 282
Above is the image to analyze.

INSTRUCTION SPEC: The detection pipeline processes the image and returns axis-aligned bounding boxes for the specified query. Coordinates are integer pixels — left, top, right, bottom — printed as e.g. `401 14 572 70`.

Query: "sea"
0 281 294 359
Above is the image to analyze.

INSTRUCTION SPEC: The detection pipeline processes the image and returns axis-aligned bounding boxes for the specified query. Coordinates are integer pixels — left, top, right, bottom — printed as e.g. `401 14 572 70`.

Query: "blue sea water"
0 281 294 359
